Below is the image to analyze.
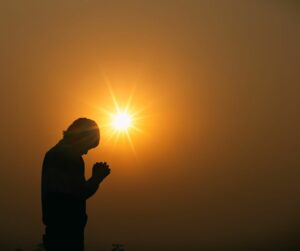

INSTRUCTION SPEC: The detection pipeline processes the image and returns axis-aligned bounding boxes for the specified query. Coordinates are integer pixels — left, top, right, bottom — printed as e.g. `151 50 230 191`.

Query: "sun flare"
112 112 132 131
98 82 147 154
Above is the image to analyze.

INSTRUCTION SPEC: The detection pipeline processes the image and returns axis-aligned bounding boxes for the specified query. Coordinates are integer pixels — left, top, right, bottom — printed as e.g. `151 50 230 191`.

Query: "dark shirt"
41 141 99 227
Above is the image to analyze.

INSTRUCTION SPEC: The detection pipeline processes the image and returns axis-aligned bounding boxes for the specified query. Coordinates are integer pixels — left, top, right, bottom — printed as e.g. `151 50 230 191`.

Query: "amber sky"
0 1 299 250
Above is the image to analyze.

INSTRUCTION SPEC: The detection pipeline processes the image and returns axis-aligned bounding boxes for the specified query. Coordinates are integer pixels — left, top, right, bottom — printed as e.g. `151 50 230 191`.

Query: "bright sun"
112 112 132 131
98 82 146 154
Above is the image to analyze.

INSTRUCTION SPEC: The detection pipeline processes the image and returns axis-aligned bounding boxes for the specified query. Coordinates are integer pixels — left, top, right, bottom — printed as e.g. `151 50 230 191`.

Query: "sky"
0 1 299 250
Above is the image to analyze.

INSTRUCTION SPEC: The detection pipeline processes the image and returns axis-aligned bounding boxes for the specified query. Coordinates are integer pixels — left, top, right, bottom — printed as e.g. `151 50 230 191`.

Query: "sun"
112 112 132 131
98 82 146 154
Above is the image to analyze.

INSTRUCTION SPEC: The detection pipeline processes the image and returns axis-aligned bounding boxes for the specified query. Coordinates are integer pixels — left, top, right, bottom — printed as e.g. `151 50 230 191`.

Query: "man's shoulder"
44 143 69 165
45 145 61 158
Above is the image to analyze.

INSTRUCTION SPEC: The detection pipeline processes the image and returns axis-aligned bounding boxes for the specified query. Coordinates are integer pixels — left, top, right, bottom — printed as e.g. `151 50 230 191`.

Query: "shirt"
41 141 99 227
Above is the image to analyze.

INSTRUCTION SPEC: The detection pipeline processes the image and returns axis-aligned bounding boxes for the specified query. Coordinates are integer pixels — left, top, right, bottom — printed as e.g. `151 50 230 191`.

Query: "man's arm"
67 162 110 200
44 154 110 200
82 176 101 199
81 162 110 199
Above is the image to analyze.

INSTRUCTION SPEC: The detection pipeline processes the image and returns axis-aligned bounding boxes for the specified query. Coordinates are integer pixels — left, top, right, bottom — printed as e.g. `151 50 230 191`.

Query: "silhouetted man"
41 118 110 251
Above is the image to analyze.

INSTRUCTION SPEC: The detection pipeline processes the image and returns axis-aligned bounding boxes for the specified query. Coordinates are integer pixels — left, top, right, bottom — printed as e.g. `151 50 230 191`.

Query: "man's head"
63 118 100 155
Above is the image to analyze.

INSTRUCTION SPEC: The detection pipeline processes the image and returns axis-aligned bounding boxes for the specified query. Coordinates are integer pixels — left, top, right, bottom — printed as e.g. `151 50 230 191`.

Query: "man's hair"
63 118 100 147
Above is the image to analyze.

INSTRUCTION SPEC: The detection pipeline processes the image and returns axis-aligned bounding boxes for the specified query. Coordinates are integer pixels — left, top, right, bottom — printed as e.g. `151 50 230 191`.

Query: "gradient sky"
0 1 299 250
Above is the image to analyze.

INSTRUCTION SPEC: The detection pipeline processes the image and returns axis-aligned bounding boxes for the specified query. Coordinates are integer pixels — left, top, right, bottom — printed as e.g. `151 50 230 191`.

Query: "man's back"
41 141 87 227
41 118 110 251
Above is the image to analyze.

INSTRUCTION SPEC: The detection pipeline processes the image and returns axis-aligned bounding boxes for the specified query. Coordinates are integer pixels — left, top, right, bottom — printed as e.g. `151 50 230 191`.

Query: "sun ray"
130 125 145 134
97 78 147 155
125 131 137 156
103 129 117 144
112 131 122 150
125 85 136 112
98 107 115 117
105 79 121 113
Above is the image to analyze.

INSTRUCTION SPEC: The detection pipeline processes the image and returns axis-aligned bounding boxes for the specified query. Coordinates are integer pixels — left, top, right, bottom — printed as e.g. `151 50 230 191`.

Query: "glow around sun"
99 83 145 154
112 112 132 131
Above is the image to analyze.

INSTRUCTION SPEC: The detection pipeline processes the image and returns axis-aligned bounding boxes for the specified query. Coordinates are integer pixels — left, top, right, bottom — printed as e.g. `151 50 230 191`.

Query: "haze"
0 1 299 250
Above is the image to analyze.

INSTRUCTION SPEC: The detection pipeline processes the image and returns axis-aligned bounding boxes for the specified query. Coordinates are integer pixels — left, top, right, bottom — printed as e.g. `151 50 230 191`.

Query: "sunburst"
112 112 132 131
99 82 145 154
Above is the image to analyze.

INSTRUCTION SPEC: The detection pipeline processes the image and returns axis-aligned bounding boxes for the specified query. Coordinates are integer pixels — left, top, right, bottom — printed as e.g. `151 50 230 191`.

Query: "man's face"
70 127 100 156
79 136 100 156
81 147 90 155
76 144 92 156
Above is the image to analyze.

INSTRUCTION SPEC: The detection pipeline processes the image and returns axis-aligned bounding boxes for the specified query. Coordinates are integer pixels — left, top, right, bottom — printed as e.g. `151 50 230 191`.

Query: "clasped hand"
92 162 111 181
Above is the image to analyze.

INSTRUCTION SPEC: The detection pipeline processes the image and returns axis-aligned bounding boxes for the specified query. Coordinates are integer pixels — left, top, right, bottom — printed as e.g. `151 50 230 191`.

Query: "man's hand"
92 162 111 182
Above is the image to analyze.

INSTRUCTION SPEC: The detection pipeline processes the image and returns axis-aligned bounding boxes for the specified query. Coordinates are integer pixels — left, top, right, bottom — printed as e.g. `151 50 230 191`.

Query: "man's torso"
41 142 87 227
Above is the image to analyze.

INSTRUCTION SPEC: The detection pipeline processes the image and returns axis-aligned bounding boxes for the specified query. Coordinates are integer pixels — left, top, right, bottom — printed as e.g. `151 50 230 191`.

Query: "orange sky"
0 1 299 250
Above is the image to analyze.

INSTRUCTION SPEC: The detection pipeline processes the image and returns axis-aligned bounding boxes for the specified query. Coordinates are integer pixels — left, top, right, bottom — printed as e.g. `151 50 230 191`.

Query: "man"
41 118 110 251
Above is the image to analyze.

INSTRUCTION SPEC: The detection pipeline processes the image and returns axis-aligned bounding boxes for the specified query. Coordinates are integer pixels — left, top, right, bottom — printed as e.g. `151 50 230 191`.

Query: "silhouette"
111 243 124 251
34 243 44 251
41 118 110 251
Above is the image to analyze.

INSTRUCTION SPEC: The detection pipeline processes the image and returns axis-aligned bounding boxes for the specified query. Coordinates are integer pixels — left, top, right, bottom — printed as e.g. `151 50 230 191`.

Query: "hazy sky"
0 1 299 250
